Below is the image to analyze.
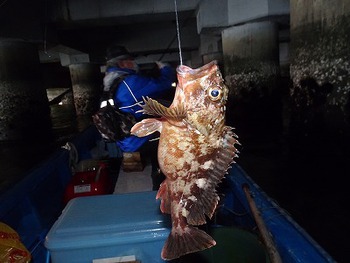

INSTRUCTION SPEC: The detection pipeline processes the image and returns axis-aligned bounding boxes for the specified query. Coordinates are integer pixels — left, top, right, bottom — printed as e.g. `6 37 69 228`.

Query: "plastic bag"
0 222 31 263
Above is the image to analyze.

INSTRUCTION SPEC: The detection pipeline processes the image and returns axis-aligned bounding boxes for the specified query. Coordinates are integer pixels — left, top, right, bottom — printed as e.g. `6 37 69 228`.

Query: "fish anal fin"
161 226 216 260
156 181 171 214
130 118 162 137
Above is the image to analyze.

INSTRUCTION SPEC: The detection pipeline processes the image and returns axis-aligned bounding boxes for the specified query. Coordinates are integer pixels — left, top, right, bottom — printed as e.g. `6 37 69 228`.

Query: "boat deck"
113 161 153 194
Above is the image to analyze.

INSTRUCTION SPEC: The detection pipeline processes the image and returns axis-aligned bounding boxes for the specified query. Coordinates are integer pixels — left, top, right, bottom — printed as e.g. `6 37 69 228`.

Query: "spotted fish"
131 60 239 260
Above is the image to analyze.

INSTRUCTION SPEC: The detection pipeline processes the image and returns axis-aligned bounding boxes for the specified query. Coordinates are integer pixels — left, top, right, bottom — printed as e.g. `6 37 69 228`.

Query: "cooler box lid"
45 191 170 250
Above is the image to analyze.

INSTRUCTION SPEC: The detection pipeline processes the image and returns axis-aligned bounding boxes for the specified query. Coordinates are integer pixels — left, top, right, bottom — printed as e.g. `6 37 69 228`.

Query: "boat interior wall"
0 126 101 261
221 165 335 263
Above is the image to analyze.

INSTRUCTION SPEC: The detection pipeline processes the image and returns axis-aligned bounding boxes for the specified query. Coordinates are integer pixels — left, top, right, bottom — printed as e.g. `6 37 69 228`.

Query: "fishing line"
174 0 183 65
158 4 194 63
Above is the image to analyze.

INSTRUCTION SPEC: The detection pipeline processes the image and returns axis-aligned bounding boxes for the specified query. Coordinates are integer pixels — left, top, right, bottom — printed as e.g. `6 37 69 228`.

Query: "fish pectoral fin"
130 118 162 137
161 226 216 260
139 96 186 121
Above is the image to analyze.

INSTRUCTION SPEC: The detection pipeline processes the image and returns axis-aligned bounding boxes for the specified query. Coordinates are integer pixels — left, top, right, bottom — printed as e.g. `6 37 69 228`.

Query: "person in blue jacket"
103 44 176 190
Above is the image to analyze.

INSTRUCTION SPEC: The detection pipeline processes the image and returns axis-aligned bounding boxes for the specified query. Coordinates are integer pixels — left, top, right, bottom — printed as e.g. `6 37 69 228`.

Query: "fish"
130 60 239 260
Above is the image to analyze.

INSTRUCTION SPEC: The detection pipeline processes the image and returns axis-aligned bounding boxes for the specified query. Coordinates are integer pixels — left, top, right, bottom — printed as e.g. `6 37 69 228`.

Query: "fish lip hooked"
177 60 218 76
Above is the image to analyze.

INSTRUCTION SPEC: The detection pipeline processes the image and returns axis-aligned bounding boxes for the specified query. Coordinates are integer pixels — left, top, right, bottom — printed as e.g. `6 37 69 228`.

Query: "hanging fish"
131 60 239 260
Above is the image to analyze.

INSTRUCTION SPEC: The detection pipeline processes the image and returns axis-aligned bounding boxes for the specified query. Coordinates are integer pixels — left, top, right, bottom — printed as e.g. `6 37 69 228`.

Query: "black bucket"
173 226 270 263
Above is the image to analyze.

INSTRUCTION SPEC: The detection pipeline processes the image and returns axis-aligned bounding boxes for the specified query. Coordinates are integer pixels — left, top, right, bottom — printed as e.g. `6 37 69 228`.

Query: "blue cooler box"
45 191 170 263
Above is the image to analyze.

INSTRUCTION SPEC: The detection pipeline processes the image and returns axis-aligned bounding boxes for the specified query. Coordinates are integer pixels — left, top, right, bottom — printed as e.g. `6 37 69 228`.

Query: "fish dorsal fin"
139 96 186 121
186 126 239 225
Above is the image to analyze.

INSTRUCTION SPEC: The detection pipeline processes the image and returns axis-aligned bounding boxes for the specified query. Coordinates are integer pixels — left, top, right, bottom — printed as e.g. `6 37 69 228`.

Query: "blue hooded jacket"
104 65 175 152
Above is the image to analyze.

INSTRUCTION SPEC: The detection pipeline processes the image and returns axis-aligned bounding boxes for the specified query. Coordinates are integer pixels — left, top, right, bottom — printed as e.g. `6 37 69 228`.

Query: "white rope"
122 80 138 103
117 80 145 111
118 101 143 110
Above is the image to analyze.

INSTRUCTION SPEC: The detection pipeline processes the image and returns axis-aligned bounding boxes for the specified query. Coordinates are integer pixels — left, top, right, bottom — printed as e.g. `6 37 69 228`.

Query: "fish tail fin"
161 226 216 260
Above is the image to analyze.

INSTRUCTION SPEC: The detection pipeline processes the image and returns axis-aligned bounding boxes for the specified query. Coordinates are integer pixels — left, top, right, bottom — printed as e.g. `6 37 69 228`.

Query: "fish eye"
208 87 222 101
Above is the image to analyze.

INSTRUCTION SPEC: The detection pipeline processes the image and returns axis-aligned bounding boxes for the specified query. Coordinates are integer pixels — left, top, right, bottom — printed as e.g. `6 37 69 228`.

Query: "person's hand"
155 61 169 69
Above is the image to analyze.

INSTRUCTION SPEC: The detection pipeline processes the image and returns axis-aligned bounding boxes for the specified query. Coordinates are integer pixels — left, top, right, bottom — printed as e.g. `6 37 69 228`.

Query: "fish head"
175 60 228 136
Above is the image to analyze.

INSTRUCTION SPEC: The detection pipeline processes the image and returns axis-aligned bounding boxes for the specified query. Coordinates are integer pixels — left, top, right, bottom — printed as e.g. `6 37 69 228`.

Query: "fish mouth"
177 60 218 78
